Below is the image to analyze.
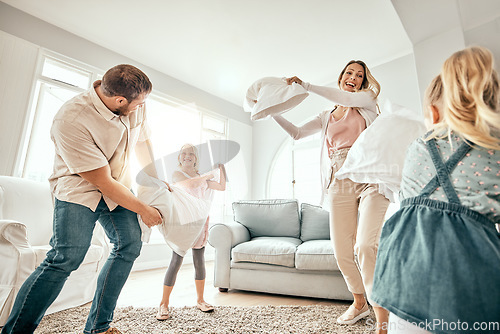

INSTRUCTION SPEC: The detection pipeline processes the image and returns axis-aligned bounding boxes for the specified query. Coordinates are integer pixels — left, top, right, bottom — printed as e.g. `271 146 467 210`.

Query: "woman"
372 47 500 333
273 60 390 332
156 143 226 321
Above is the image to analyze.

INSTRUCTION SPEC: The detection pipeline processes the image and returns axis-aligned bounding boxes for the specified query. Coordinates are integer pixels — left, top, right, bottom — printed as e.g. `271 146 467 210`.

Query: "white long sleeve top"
273 83 378 203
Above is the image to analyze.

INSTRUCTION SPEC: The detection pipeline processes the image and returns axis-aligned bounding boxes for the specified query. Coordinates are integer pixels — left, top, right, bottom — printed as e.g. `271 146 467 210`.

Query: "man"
2 64 163 334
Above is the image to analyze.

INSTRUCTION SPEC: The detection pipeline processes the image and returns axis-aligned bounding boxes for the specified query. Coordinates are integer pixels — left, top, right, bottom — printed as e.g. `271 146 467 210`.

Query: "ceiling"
2 1 416 107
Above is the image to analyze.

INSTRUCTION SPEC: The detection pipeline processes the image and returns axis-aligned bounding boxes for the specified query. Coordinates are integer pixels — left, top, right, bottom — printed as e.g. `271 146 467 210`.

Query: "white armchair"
0 176 109 326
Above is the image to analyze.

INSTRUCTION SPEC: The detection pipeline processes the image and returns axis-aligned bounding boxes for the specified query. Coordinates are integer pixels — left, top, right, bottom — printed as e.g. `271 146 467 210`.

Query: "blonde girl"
372 46 500 334
156 144 226 320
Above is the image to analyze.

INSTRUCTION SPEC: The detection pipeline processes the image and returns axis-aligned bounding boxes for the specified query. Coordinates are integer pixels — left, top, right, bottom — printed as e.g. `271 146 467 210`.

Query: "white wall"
392 0 500 97
371 53 421 114
227 118 253 207
391 0 466 97
464 18 500 74
0 31 39 177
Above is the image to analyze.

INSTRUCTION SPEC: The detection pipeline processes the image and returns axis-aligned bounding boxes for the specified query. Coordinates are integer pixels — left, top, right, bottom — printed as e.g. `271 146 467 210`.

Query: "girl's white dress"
136 169 219 256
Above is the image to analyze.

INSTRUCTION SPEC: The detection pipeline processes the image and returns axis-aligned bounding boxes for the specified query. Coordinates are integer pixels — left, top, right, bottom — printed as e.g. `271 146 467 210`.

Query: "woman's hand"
286 76 303 85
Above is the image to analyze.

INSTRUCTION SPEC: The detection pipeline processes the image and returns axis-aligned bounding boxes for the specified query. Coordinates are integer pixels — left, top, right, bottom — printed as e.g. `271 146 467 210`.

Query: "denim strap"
419 139 472 204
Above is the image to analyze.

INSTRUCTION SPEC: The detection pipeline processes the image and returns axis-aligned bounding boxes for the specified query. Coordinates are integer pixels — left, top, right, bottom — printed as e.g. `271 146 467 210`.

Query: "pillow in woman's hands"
244 77 309 121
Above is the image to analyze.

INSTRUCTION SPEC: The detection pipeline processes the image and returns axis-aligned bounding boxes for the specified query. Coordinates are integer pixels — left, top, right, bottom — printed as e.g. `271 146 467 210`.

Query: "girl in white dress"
156 144 226 320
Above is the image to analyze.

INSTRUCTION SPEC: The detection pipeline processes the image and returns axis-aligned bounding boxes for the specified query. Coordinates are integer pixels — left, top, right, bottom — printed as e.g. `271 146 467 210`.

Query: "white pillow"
136 172 211 256
335 100 427 202
244 77 309 121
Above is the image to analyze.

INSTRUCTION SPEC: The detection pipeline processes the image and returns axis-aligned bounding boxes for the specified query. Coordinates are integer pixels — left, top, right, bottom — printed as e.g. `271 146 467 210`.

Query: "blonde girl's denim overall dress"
371 139 500 334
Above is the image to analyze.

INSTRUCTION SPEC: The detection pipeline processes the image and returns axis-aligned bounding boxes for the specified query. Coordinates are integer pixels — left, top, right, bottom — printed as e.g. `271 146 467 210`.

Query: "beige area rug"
35 304 377 333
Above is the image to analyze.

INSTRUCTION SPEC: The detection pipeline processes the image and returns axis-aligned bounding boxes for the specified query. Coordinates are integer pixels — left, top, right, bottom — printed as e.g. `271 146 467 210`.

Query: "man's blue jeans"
1 198 142 334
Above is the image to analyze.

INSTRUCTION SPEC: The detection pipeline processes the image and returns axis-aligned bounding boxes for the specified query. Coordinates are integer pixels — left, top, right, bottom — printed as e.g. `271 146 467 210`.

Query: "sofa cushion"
231 237 301 268
295 240 339 271
232 199 300 238
300 203 330 241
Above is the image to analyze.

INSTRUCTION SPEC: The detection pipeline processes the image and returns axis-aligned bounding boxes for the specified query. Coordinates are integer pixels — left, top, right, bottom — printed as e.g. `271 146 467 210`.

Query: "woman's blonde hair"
337 60 381 99
178 143 199 172
429 46 500 149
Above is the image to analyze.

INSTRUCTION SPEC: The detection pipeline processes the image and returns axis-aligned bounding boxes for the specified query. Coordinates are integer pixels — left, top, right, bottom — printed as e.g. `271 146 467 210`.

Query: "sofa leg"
218 287 228 292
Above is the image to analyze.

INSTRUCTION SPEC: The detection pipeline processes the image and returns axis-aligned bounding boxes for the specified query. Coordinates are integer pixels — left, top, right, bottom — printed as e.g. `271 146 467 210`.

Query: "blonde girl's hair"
431 46 500 150
424 75 444 107
423 75 448 143
178 143 199 173
338 60 381 99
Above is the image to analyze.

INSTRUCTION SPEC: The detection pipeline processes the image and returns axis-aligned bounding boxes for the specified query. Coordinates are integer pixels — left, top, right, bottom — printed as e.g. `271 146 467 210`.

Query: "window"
146 96 202 173
129 94 228 242
20 54 99 182
200 114 227 222
267 133 322 206
41 57 92 89
268 132 401 219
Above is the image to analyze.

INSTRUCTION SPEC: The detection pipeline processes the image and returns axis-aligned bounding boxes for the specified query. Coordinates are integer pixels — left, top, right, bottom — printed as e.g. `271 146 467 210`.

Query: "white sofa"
208 199 353 301
0 176 109 326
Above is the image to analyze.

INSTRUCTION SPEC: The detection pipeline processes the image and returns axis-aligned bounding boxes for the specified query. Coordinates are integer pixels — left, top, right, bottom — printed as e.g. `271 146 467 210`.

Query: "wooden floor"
117 261 351 308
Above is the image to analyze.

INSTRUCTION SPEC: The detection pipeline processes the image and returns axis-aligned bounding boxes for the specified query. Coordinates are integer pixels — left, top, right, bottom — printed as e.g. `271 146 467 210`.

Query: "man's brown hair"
101 64 152 102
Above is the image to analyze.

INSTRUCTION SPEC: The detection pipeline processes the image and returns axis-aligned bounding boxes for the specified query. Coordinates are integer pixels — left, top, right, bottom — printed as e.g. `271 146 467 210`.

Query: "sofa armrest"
0 219 37 288
0 221 36 325
208 221 250 249
208 222 250 289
